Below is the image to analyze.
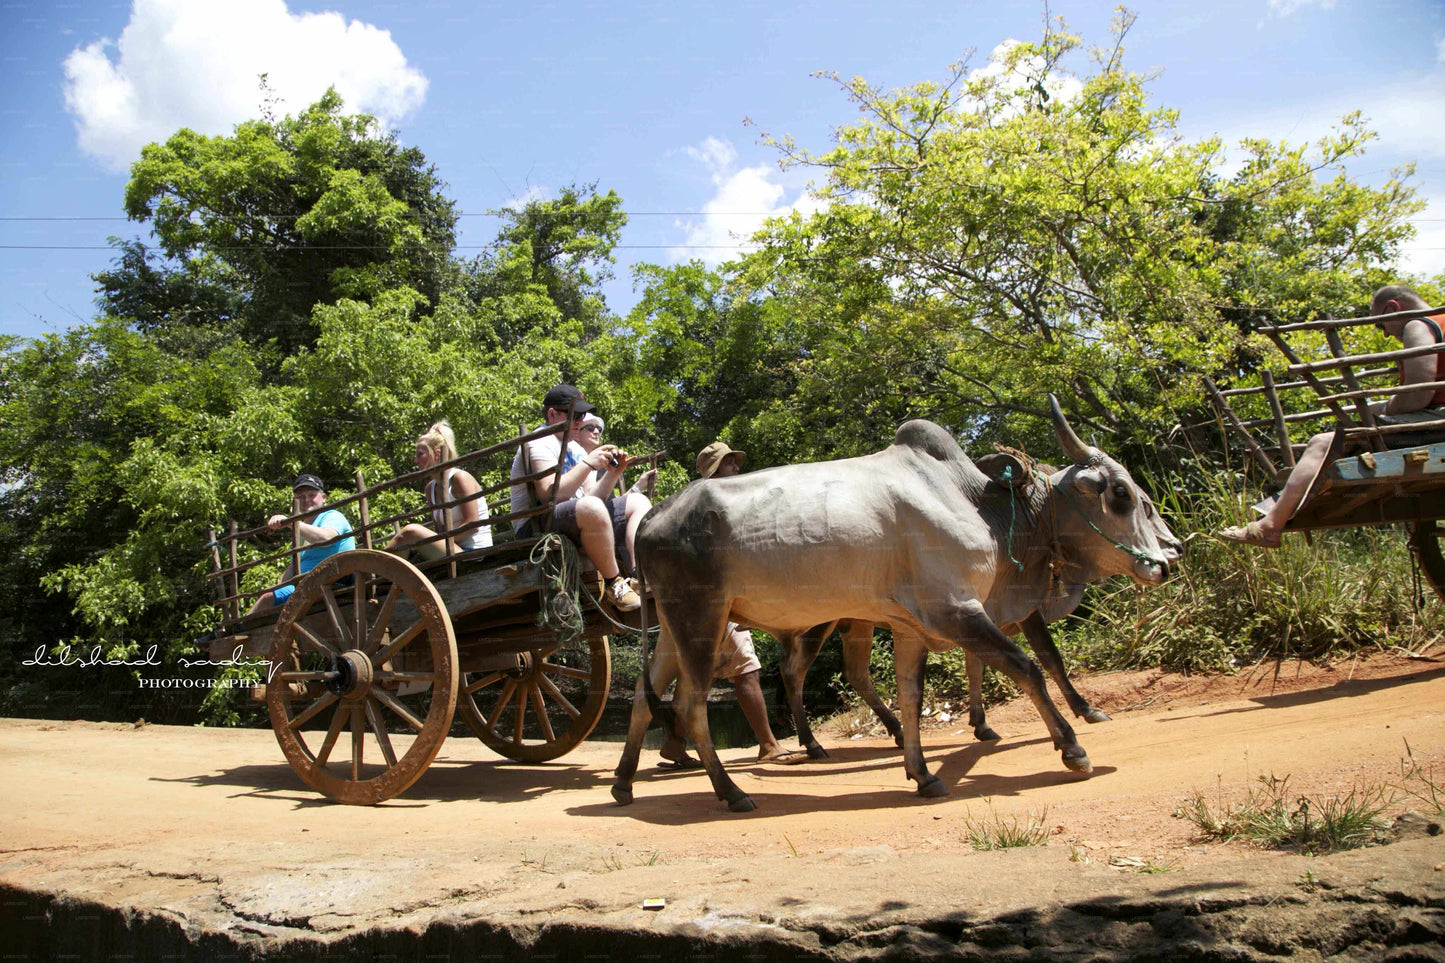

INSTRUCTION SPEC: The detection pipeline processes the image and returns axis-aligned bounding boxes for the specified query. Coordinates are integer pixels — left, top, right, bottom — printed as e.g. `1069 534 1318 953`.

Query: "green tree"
109 89 459 356
744 10 1419 463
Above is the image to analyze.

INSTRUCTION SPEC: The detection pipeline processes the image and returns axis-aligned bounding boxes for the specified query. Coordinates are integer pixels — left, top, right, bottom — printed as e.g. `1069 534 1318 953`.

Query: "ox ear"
1049 394 1096 465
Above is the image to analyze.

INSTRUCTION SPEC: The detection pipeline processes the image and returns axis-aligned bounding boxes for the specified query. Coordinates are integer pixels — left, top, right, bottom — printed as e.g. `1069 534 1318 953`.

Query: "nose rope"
1055 475 1164 566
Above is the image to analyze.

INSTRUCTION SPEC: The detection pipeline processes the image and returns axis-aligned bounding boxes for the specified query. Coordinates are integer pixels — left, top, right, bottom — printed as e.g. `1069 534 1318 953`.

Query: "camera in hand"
607 456 622 468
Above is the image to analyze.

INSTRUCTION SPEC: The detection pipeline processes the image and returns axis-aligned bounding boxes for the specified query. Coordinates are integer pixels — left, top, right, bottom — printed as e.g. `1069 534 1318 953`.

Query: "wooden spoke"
372 687 427 733
293 621 337 656
374 671 436 684
267 550 456 805
365 698 398 768
528 682 556 743
543 661 591 682
287 691 339 732
460 634 611 764
537 672 581 720
320 583 353 651
486 678 519 729
365 583 401 654
314 702 349 767
463 672 503 696
372 620 425 667
512 685 527 744
349 704 364 781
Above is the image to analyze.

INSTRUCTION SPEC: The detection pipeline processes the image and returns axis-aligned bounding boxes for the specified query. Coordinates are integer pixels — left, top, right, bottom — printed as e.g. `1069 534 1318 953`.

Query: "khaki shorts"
713 623 761 680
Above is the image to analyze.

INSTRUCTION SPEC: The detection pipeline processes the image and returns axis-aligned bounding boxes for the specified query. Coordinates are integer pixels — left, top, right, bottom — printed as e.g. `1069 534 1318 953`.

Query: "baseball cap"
696 441 745 478
542 384 596 416
293 473 326 493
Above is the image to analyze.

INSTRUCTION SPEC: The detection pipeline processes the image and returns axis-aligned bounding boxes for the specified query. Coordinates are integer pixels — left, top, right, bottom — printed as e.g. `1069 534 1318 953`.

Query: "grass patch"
1179 774 1393 854
963 801 1050 851
1396 741 1445 816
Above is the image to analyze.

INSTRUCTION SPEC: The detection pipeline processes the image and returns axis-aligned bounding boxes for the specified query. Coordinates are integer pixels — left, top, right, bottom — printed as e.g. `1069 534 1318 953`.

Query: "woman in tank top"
386 420 493 559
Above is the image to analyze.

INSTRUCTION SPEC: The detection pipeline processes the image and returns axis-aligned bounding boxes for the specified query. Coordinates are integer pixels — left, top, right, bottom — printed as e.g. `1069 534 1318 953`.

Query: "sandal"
1218 520 1282 548
657 755 703 772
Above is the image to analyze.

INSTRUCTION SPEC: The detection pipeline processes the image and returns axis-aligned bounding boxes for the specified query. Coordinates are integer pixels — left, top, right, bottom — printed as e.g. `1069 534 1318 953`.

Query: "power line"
0 211 788 222
0 243 760 251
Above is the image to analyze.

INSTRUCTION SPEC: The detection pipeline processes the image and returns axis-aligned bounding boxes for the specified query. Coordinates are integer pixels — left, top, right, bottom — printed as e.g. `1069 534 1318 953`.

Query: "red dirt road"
2 653 1444 958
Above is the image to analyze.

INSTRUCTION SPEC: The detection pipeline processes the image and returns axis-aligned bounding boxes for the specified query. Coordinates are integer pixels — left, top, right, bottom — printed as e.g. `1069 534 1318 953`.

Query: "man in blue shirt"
247 474 356 613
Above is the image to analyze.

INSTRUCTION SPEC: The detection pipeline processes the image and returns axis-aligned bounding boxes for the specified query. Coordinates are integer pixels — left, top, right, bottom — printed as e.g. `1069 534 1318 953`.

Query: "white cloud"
673 136 822 265
63 0 427 170
966 39 1085 114
1267 0 1336 16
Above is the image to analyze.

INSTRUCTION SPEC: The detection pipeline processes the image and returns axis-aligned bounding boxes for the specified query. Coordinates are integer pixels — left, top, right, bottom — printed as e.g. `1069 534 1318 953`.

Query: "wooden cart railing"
1203 303 1445 600
198 409 663 804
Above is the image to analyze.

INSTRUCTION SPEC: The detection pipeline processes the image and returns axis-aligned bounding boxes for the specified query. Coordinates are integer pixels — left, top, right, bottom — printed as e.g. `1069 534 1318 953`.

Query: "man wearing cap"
246 474 356 614
509 384 645 612
654 440 797 767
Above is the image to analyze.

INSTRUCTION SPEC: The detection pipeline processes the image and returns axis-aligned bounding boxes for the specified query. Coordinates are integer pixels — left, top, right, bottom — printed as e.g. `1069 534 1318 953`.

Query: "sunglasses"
579 424 602 434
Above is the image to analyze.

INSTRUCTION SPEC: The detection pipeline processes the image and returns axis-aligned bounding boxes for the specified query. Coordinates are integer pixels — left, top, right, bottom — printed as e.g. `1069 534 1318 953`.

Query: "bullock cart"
203 419 652 804
1203 304 1445 601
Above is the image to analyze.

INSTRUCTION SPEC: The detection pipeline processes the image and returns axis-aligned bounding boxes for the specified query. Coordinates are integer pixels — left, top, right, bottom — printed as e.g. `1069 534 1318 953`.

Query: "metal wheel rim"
266 549 458 804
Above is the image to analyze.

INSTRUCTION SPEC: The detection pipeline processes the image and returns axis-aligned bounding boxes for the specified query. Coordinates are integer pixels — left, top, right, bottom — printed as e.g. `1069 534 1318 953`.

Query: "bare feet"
1218 520 1282 548
757 745 809 765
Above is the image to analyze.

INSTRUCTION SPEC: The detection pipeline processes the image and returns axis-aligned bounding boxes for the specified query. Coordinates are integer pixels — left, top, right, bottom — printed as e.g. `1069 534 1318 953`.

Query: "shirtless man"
1220 284 1445 547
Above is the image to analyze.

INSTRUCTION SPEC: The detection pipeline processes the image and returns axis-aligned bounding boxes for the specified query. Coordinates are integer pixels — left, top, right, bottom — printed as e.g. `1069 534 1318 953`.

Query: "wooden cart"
204 418 649 804
1204 305 1445 601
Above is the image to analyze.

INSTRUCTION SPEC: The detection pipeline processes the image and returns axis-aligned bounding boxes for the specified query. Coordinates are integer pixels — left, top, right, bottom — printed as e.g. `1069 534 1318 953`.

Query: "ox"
784 459 1182 756
612 396 1177 813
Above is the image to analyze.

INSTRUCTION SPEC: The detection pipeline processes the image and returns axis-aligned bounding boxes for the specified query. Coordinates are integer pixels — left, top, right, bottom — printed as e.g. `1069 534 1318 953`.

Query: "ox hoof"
1061 747 1093 775
806 744 830 760
1083 708 1111 725
610 784 634 806
916 776 949 798
974 725 1002 742
727 793 757 813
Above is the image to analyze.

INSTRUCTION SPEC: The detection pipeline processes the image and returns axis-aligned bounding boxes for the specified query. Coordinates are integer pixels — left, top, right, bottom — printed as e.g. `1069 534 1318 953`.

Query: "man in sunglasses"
509 384 643 612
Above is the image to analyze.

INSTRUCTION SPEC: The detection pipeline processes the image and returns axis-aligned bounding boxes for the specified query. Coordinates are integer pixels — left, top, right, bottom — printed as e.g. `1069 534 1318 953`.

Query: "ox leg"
780 621 835 759
892 628 947 797
841 620 902 748
611 627 682 806
965 652 1001 742
947 606 1091 775
1021 612 1109 725
670 628 755 812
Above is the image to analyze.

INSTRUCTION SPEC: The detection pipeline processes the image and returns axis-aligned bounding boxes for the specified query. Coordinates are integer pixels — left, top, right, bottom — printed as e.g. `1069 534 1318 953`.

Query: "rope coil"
530 533 584 648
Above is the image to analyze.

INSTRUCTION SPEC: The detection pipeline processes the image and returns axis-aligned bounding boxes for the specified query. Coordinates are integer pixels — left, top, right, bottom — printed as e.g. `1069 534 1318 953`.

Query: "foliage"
740 10 1419 468
1179 774 1393 854
106 89 459 356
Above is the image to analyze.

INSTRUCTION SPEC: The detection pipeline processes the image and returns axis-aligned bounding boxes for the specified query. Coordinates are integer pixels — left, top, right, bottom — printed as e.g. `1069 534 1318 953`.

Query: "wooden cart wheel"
1411 521 1445 603
267 549 458 804
460 633 610 763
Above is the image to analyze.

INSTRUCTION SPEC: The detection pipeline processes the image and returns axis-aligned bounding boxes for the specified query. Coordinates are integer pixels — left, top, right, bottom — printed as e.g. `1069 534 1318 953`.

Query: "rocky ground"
2 652 1443 961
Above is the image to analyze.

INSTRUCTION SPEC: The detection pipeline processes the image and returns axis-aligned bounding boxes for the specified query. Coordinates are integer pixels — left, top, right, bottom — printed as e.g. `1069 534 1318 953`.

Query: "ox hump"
894 420 968 463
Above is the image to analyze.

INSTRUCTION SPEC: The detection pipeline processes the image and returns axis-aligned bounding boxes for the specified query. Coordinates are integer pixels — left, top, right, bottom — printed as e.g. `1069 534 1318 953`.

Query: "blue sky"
3 0 1444 342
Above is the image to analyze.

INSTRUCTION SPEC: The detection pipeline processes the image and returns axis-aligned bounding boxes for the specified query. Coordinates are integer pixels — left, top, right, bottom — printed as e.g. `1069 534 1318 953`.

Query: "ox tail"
636 560 673 732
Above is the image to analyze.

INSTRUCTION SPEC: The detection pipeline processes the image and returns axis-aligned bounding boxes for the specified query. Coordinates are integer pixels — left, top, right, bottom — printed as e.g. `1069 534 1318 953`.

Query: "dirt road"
3 654 1444 960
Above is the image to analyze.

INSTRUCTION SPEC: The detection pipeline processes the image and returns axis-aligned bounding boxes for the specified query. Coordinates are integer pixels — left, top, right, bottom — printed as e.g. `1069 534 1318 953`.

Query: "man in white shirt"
509 385 644 612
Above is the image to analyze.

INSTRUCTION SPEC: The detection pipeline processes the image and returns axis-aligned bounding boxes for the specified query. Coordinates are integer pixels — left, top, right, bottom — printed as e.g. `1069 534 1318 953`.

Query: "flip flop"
1218 521 1282 548
759 749 811 766
657 756 703 771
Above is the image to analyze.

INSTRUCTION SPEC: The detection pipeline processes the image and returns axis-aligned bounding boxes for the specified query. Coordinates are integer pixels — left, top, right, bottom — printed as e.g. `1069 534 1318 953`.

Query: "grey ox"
612 396 1180 813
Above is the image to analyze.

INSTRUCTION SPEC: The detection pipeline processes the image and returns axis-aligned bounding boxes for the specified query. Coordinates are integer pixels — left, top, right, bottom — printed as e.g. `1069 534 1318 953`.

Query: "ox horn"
1049 394 1095 464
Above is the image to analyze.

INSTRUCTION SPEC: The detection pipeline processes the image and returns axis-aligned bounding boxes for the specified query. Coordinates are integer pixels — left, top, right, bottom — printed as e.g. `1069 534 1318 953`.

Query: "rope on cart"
531 533 584 647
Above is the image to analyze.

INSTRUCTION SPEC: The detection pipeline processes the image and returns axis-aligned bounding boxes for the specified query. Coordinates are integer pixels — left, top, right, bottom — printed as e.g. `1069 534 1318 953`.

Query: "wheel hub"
325 649 375 699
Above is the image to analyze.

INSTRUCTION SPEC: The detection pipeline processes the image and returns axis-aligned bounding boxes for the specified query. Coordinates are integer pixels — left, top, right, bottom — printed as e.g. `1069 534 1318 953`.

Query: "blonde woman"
387 420 492 558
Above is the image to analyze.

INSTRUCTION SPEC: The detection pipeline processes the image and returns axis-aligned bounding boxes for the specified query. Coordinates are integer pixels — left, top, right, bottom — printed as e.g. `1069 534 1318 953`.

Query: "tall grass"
1055 469 1439 673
